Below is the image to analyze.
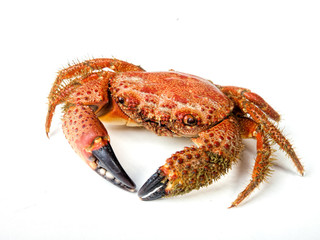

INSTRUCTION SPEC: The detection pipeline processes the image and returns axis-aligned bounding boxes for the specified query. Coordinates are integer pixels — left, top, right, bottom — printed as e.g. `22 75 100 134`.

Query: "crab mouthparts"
92 143 136 192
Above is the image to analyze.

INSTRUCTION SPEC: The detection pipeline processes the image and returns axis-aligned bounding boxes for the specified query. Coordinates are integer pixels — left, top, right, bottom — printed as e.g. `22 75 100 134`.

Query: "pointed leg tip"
299 168 305 177
45 129 50 139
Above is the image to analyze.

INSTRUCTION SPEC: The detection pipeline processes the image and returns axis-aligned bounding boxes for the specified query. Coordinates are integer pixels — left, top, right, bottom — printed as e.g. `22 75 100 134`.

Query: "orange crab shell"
109 71 234 137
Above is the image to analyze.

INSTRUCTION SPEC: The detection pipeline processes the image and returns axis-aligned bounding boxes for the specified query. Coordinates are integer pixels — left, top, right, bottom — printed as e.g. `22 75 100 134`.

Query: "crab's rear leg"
56 58 145 84
243 101 304 175
138 116 243 200
46 58 145 136
218 86 304 176
229 117 273 208
217 85 280 122
63 105 136 191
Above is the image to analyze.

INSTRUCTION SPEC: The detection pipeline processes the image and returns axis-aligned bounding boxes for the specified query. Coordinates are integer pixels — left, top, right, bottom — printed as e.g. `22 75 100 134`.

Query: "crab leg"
218 86 304 176
53 58 145 92
229 117 273 208
50 58 145 108
217 86 280 122
63 105 136 191
138 116 243 200
242 102 304 175
46 58 145 137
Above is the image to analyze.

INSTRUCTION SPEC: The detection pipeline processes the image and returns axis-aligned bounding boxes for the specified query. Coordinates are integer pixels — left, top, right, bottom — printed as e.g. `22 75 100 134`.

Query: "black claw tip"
92 143 136 191
138 170 168 201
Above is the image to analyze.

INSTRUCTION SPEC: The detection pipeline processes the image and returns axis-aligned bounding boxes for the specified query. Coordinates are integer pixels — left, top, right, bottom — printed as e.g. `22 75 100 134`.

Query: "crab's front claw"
138 146 222 201
62 105 136 192
138 170 168 200
91 141 136 192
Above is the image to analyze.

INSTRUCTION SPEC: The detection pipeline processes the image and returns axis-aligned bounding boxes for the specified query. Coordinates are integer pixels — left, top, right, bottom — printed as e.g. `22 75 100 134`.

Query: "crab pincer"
91 141 136 191
138 170 168 200
45 59 144 192
62 105 136 192
139 116 243 201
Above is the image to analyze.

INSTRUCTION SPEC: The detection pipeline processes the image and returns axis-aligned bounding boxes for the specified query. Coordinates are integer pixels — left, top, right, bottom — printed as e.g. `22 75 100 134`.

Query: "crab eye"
183 114 197 126
117 96 125 104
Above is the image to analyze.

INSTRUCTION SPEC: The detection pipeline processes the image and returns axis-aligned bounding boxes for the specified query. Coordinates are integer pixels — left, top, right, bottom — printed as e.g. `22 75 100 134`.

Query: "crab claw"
92 143 136 192
138 170 168 200
61 105 136 192
138 143 236 201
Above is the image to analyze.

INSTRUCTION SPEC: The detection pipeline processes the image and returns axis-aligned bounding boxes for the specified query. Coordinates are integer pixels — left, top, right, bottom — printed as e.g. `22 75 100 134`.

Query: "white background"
1 0 319 239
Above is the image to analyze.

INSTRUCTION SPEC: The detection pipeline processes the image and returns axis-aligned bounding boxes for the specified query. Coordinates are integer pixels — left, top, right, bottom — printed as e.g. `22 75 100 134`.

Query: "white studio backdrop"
0 1 319 239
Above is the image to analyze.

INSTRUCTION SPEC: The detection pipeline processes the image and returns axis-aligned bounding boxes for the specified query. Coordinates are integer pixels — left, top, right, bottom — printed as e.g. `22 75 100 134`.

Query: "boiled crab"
46 58 304 207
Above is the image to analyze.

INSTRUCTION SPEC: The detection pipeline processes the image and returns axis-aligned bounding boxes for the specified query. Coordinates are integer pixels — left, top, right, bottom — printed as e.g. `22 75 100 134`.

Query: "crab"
46 58 304 207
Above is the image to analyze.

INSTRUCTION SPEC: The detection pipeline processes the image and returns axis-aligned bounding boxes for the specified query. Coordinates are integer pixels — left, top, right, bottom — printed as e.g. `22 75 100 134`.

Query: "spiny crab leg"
218 86 304 176
46 58 144 138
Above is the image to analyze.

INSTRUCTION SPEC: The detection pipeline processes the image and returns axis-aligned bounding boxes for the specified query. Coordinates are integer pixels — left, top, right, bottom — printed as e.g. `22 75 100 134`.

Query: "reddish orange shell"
109 71 234 137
